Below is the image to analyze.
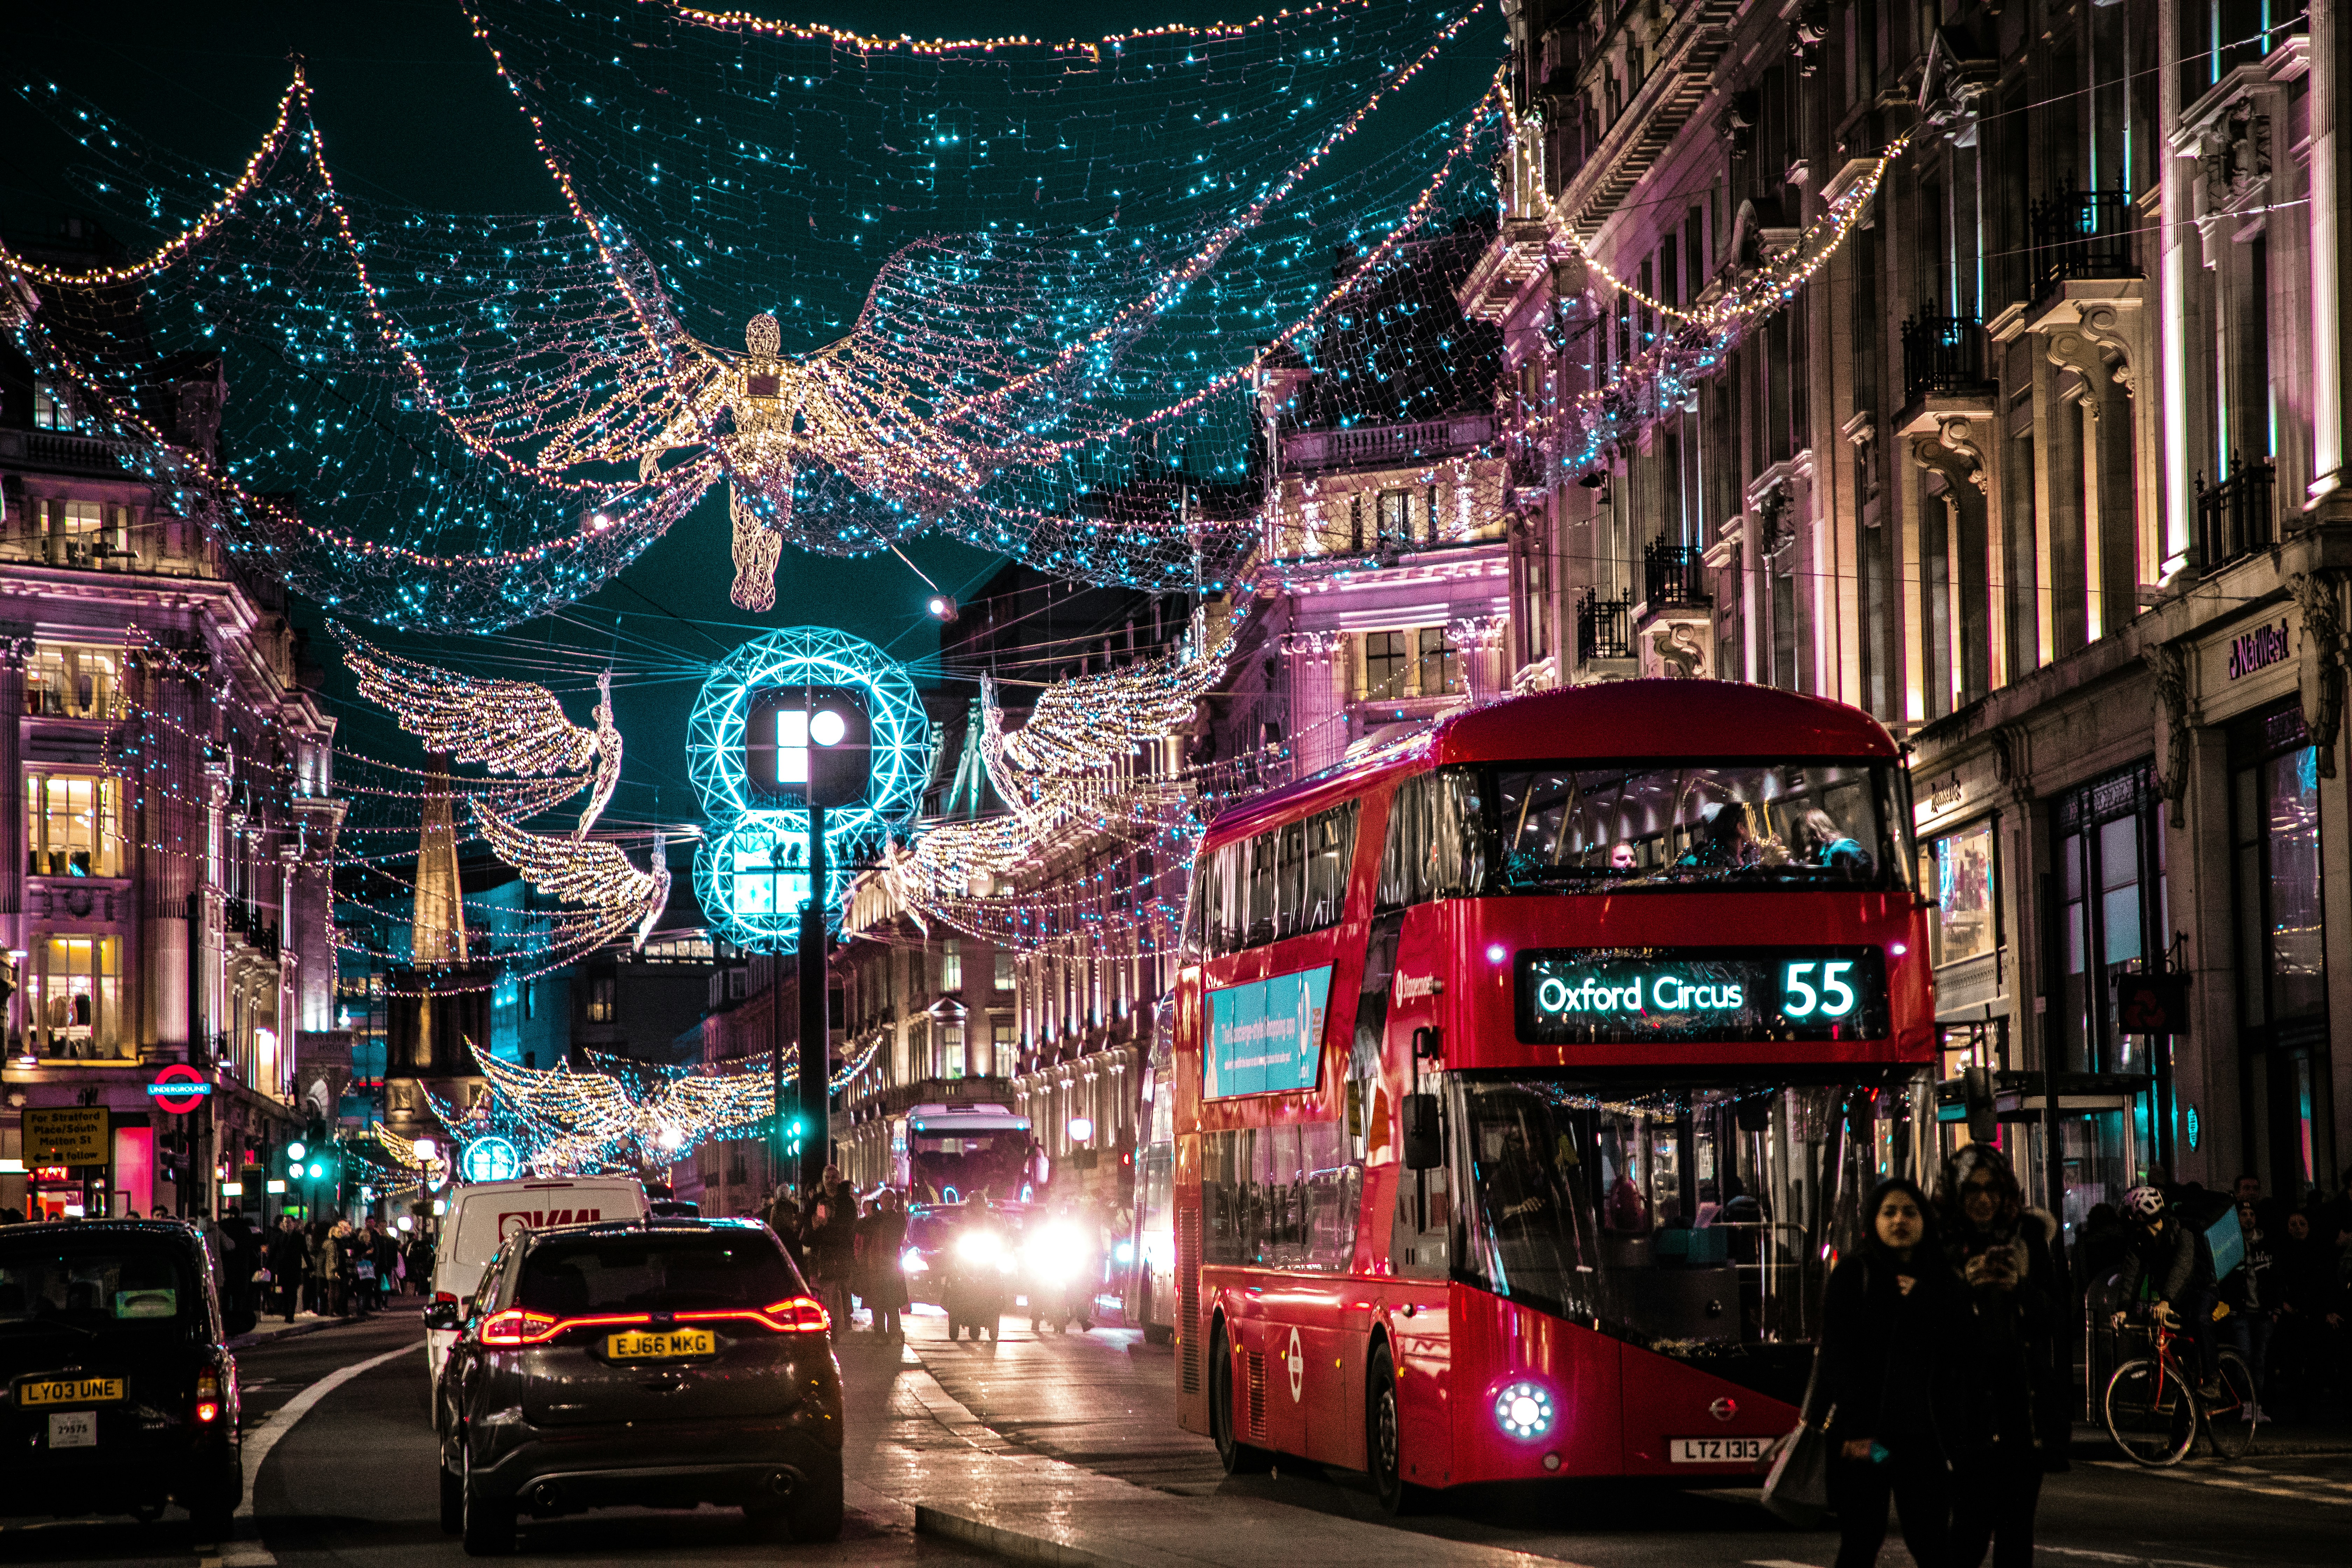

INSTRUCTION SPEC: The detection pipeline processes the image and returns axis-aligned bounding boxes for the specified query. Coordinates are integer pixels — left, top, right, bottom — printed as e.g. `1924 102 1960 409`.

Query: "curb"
227 1305 423 1352
917 1504 1131 1568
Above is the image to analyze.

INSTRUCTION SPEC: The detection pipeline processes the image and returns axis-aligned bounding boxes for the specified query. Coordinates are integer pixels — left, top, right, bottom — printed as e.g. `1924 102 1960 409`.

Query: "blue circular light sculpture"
461 1135 523 1184
687 626 928 953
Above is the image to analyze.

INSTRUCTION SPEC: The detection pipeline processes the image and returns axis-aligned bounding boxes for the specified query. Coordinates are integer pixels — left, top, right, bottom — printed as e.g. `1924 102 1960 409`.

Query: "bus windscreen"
1488 761 1904 891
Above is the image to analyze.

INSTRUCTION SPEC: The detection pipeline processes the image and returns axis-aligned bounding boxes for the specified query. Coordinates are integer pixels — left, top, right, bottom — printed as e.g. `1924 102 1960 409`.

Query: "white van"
426 1176 648 1384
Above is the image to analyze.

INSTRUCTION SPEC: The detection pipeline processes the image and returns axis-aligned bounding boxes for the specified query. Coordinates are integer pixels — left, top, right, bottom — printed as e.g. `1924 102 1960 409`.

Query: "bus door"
1267 1261 1364 1469
1384 1151 1455 1485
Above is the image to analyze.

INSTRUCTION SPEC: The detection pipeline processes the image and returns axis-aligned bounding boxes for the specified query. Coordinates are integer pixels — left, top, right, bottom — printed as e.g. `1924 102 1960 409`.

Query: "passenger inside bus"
1489 760 1899 891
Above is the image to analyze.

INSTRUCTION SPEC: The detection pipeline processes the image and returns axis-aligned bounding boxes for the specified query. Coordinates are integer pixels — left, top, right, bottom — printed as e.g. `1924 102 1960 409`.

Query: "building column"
2308 0 2352 504
0 637 22 969
2174 718 2238 1189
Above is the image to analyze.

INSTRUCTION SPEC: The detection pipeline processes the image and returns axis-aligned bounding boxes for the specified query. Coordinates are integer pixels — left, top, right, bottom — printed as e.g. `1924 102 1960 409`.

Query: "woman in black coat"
1817 1176 1967 1568
1938 1145 2068 1568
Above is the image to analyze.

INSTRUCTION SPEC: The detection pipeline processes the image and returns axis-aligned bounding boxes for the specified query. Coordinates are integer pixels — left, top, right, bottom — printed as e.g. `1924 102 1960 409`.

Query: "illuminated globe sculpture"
688 626 928 952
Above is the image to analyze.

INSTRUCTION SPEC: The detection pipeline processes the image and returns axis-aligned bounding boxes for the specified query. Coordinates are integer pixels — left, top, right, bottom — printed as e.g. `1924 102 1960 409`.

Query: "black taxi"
0 1220 243 1537
430 1216 842 1554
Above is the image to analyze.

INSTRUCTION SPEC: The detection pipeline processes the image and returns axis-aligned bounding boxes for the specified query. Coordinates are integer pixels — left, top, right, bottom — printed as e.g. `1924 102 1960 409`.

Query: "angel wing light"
474 800 671 952
339 626 626 839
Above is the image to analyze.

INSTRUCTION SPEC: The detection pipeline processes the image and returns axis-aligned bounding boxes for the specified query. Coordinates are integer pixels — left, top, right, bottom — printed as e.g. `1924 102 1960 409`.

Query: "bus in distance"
1168 680 1936 1508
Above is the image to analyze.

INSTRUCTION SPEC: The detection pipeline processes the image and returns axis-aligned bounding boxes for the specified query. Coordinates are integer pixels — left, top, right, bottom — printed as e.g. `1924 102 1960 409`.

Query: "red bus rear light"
479 1308 564 1346
753 1297 830 1334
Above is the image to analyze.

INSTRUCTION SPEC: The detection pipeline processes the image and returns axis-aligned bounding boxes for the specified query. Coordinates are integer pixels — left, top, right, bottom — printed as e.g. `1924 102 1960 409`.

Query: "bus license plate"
19 1376 125 1407
1670 1436 1766 1464
607 1329 714 1360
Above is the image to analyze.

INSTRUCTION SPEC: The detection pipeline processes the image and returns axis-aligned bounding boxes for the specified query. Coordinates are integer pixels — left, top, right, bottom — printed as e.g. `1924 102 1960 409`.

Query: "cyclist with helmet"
2109 1184 2221 1398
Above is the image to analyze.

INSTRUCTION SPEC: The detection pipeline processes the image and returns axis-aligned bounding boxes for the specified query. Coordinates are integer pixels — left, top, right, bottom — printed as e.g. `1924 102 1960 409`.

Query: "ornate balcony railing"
1280 413 1498 473
2196 456 2276 573
1576 588 1634 662
1902 314 1991 403
1644 537 1709 609
2029 187 2139 299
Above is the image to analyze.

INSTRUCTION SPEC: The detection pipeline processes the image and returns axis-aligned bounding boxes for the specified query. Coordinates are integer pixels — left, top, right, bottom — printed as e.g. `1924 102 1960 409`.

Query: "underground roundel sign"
146 1063 214 1115
1286 1327 1305 1403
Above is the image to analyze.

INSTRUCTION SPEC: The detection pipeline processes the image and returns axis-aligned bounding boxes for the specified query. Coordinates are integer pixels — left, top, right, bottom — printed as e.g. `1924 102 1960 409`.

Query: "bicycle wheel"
2104 1357 2195 1466
2204 1351 2259 1460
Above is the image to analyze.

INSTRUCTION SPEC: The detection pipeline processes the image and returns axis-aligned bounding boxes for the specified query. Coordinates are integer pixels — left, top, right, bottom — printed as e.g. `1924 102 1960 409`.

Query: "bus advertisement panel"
1203 966 1334 1099
1166 680 1936 1510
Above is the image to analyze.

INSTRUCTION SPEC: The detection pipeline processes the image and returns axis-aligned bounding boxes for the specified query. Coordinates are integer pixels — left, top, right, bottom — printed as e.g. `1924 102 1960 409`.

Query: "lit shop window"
935 1022 966 1080
29 935 124 1060
26 773 122 877
25 644 124 719
1920 816 1998 968
31 382 71 430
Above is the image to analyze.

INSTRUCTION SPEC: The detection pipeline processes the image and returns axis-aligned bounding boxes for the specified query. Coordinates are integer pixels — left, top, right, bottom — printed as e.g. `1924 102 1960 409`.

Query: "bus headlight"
1494 1381 1554 1440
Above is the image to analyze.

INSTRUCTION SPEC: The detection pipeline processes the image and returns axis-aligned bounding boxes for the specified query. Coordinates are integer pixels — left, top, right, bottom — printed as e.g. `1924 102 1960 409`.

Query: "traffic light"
158 1128 185 1187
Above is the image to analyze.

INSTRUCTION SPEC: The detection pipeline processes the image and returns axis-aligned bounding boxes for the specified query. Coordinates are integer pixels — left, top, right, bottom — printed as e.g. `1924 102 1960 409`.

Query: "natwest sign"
2226 619 2292 682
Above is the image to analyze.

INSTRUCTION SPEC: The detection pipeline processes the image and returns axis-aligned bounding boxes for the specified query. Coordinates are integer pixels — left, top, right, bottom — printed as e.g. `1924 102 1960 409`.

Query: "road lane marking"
2035 1549 2237 1568
239 1340 420 1517
1744 1559 1825 1568
2084 1460 2352 1504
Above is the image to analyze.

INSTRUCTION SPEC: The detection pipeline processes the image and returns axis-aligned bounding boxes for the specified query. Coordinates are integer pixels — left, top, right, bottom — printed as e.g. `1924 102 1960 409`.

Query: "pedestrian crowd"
1812 1152 2352 1568
754 1164 910 1337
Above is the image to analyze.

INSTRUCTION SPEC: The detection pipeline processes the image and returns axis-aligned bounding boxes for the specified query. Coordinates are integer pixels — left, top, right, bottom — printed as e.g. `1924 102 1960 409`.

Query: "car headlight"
900 1248 927 1274
1113 1240 1135 1265
1493 1380 1554 1440
954 1230 1002 1264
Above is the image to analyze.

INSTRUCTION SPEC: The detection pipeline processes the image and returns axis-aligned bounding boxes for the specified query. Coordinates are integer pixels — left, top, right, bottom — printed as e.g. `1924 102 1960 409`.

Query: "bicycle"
2101 1312 2259 1466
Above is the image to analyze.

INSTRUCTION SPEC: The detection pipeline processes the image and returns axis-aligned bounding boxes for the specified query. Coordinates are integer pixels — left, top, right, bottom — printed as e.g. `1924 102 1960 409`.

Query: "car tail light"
749 1296 830 1334
435 1291 458 1306
196 1363 225 1424
479 1308 564 1346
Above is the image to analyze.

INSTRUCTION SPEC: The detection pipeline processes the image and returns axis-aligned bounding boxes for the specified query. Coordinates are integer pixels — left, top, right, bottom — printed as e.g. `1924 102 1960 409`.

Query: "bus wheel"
1366 1342 1418 1514
1209 1320 1271 1475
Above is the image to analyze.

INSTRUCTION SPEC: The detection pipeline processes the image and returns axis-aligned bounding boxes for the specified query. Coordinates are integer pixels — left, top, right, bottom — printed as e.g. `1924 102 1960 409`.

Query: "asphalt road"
909 1306 2352 1568
3 1300 2344 1568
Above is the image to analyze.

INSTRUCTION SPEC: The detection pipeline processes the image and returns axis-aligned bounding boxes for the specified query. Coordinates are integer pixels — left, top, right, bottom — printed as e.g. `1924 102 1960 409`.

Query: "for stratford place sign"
22 1107 109 1167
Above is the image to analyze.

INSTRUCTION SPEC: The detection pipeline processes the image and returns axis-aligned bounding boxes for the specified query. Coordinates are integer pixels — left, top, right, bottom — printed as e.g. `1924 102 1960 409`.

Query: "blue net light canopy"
2 1 1507 629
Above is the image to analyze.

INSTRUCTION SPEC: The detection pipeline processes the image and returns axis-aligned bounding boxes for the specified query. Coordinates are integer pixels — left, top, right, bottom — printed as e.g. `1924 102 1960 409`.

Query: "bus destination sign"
1204 965 1334 1099
1516 947 1889 1044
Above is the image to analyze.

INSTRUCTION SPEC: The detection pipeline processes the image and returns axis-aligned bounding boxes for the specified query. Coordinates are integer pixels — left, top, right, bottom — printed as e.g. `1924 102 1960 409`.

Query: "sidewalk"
842 1339 1581 1568
227 1300 423 1351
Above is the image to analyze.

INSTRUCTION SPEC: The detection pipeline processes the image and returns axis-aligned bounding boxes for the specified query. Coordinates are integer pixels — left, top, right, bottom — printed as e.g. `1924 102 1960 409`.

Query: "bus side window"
1303 802 1356 931
1245 833 1278 946
1377 778 1426 910
1273 821 1307 941
1210 840 1244 955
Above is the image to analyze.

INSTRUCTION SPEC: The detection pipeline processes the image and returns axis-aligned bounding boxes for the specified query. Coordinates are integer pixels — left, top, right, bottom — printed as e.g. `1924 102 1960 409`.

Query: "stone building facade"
0 233 340 1219
1450 0 2352 1215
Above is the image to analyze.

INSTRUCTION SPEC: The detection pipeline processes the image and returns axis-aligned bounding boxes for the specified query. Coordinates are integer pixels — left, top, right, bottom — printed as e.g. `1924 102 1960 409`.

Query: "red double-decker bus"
1169 680 1935 1507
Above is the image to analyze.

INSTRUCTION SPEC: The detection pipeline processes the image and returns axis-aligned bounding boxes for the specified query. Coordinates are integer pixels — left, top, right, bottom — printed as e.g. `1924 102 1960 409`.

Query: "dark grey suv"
430 1217 842 1554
